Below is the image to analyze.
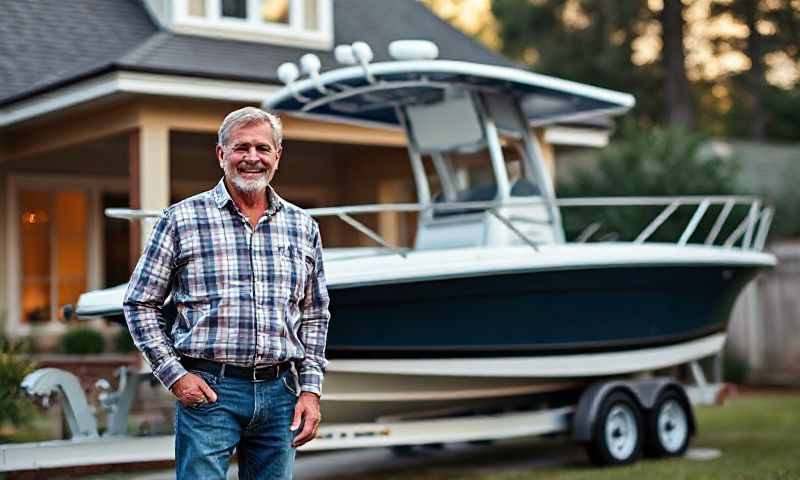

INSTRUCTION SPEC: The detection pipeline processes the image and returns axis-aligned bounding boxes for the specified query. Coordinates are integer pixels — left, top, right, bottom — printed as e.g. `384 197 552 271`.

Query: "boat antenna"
277 62 311 103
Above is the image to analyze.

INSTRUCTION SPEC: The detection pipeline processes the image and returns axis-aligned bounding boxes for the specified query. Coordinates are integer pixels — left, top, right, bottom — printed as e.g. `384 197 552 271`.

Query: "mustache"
237 162 266 170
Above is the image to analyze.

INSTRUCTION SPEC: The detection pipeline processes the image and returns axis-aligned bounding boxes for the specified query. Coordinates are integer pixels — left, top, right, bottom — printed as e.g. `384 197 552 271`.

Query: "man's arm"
297 222 331 396
291 222 330 447
123 211 188 390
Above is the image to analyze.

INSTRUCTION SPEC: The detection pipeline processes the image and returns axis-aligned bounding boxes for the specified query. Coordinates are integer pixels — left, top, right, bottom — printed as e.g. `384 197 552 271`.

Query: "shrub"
557 121 743 243
60 327 104 355
113 327 136 353
0 335 37 428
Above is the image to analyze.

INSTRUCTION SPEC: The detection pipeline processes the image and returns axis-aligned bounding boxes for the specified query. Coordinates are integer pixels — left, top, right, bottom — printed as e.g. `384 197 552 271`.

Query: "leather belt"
181 356 290 382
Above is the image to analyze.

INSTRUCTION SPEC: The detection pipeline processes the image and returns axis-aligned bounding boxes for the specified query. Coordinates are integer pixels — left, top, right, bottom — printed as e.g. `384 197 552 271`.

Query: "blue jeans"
175 368 299 480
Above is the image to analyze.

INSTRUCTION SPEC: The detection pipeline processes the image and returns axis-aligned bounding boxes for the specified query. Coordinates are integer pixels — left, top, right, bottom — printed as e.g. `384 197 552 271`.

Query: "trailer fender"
573 380 637 442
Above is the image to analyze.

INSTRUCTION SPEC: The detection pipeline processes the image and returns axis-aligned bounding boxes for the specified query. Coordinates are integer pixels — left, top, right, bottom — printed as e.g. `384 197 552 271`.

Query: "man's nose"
242 146 260 158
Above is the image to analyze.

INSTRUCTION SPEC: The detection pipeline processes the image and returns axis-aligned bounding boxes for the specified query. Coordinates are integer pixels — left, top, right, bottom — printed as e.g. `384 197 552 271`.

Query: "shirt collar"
212 177 284 216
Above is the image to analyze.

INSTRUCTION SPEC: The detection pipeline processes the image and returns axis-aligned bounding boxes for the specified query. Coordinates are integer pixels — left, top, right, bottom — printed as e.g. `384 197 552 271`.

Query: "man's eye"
257 145 272 153
234 145 249 152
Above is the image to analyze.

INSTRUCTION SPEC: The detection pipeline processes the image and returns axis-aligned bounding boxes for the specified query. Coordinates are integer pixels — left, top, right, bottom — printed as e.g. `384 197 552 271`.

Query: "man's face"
216 121 282 195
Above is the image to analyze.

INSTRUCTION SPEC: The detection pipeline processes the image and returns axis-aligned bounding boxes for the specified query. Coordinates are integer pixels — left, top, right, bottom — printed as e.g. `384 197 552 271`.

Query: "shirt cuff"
299 371 323 397
154 356 188 391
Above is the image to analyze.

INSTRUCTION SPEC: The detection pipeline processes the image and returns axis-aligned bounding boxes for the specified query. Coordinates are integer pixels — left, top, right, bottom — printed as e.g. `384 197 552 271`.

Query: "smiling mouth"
238 168 266 175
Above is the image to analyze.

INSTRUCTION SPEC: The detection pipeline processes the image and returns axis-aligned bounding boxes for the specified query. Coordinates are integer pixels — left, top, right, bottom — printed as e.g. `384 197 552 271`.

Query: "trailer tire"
645 388 691 458
586 390 643 466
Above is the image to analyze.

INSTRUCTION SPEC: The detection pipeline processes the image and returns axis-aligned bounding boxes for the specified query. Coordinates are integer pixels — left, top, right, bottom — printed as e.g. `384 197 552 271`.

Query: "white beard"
223 161 269 194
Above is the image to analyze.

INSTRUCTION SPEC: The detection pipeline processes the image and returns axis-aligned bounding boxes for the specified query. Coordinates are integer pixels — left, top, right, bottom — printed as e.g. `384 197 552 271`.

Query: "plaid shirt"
123 179 330 395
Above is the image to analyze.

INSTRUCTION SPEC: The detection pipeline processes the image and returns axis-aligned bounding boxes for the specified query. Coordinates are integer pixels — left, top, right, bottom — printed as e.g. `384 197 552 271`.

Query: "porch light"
21 210 49 225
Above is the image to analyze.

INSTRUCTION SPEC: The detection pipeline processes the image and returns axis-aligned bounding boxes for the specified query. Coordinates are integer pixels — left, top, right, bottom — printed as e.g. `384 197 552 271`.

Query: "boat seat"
432 183 498 218
510 178 541 197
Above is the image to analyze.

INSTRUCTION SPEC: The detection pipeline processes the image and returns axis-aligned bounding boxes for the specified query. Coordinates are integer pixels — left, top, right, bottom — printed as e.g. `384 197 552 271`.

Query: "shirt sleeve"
123 210 187 390
297 221 331 396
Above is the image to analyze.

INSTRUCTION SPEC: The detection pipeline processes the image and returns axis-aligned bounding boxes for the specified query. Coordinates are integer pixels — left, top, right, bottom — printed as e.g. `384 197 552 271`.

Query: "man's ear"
275 145 283 168
216 144 225 169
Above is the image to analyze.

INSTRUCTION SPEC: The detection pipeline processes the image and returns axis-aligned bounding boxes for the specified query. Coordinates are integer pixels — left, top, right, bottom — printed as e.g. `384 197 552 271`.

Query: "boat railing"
104 195 773 256
303 195 773 254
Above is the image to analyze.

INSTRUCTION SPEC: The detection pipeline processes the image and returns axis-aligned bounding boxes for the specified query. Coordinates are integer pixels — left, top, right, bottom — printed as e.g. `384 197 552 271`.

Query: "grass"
327 392 800 480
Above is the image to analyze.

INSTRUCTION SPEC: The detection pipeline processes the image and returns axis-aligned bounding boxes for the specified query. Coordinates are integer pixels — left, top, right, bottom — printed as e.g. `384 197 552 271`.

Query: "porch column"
128 124 170 267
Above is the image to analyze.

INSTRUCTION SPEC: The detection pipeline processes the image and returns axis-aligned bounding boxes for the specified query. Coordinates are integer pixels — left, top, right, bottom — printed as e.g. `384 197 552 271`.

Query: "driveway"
80 438 587 479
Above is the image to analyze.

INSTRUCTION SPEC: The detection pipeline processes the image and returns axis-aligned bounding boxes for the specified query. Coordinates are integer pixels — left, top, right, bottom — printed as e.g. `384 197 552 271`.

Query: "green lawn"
330 393 800 480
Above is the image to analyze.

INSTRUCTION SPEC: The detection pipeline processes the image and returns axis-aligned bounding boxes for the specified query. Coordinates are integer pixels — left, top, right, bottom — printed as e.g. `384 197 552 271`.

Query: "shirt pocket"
178 300 214 330
276 245 308 303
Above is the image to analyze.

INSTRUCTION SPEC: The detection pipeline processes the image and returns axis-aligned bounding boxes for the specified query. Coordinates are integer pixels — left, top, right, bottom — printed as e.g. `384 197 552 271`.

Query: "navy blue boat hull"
325 265 759 359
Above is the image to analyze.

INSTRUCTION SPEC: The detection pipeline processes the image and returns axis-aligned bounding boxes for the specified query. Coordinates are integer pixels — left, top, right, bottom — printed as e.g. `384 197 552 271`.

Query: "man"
124 106 330 479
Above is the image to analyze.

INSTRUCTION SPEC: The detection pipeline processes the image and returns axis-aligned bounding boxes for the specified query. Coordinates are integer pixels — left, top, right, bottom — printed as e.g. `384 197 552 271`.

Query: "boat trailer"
1 358 726 472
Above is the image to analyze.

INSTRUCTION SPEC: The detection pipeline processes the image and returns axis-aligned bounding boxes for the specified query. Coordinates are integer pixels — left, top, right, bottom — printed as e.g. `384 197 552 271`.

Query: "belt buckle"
252 365 274 382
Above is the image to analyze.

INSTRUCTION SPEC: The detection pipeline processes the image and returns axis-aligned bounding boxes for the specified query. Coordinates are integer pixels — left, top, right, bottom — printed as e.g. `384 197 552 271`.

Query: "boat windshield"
427 136 540 218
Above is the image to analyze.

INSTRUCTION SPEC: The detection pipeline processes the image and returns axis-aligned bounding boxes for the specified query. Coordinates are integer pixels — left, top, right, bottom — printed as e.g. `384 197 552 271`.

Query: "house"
0 0 612 343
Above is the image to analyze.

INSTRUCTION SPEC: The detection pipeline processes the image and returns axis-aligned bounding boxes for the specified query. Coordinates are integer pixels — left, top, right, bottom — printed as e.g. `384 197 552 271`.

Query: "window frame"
5 174 127 337
173 0 333 49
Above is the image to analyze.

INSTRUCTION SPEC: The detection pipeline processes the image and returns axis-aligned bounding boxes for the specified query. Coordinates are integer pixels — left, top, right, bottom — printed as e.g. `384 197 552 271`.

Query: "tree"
708 0 800 140
661 0 695 129
492 1 677 125
490 0 706 129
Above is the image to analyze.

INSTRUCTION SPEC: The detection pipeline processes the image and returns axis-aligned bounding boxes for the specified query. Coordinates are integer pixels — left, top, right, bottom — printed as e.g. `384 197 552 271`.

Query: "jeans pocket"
188 368 218 385
281 372 299 397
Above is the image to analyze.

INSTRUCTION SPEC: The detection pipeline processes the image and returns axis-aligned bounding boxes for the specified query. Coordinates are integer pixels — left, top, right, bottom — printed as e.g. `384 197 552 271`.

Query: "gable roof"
0 0 512 107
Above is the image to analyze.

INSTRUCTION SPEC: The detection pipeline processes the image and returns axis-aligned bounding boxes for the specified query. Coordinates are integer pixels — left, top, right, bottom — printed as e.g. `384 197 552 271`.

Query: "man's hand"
290 392 321 447
170 372 218 407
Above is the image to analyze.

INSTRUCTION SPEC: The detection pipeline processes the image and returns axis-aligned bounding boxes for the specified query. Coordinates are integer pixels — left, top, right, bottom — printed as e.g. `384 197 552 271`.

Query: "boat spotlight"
388 40 439 61
277 62 300 85
299 53 328 94
351 41 374 64
276 62 309 102
334 44 358 65
350 41 376 84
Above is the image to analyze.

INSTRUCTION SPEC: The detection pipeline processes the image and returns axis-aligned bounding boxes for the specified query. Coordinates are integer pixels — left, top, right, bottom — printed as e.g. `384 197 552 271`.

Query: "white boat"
74 40 775 424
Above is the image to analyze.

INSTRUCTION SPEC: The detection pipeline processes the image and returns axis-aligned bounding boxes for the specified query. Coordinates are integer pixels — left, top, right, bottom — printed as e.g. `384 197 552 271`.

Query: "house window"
222 0 248 19
175 0 331 48
260 0 290 24
19 190 88 324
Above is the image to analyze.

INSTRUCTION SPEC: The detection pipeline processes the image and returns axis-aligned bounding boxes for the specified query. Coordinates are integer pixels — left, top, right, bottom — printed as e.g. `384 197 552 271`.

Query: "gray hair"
218 106 283 148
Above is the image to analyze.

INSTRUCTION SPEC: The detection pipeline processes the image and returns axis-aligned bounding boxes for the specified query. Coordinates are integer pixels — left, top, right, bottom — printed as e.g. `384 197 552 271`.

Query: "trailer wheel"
645 389 691 458
587 390 643 466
